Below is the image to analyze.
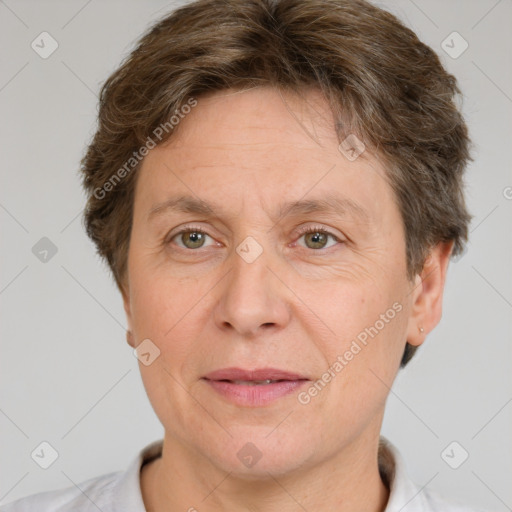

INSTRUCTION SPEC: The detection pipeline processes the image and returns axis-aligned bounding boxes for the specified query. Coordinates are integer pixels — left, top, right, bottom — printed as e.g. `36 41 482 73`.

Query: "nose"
213 245 291 337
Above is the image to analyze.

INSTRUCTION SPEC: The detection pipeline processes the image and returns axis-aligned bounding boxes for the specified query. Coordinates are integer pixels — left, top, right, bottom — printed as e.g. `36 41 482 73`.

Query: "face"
123 87 443 477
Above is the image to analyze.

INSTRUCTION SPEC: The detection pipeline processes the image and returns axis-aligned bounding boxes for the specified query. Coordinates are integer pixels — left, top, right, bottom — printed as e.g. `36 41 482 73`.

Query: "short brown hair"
80 0 472 366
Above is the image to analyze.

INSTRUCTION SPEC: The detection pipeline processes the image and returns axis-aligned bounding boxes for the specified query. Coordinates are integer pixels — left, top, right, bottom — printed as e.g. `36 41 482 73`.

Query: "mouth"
202 367 310 407
221 379 290 386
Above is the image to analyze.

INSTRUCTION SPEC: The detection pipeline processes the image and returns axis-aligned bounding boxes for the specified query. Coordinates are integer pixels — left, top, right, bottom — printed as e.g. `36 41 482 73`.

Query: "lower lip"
204 379 308 407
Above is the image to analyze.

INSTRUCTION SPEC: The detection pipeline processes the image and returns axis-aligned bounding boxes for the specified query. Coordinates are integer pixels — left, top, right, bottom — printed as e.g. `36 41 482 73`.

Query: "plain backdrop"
1 0 511 509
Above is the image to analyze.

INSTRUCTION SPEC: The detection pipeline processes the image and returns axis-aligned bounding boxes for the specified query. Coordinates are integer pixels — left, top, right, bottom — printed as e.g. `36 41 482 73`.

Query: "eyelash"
168 224 343 250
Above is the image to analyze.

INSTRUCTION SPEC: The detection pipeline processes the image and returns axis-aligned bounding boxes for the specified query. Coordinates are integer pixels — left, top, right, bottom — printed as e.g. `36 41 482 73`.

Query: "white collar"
111 437 471 511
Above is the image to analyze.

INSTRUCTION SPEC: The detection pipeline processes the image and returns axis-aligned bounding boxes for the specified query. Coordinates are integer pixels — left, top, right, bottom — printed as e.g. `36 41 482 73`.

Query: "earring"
419 326 425 333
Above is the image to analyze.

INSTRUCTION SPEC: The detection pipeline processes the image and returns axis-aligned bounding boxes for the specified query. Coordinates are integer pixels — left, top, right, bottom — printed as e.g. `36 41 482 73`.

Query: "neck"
141 433 390 512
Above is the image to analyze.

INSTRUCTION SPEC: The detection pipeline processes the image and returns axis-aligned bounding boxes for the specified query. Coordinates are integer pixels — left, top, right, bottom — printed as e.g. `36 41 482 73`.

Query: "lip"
203 367 308 382
202 367 310 407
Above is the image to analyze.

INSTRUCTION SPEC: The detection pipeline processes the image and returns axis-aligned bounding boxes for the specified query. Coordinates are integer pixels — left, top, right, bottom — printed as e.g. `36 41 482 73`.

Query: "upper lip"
203 367 309 381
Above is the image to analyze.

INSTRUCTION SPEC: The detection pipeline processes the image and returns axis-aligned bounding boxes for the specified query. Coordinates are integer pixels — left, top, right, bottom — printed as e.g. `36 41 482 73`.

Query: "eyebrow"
277 194 370 224
148 196 215 220
147 193 370 224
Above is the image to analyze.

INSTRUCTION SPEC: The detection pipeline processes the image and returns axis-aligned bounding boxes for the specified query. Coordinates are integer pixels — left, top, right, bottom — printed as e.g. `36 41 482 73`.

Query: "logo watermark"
93 97 198 200
298 301 403 405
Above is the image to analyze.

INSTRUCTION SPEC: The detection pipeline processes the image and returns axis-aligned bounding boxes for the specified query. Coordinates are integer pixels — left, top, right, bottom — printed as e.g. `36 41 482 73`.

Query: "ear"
121 282 136 348
406 241 454 347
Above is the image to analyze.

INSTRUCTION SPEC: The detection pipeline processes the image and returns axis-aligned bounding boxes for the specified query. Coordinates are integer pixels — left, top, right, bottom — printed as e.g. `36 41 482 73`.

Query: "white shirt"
1 438 482 511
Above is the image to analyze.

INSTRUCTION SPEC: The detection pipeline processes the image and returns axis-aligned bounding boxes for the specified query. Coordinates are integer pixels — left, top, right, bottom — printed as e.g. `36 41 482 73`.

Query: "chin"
200 426 317 479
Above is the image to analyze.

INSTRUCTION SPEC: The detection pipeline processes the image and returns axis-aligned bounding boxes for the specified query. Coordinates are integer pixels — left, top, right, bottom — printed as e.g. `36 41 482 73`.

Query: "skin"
121 86 453 511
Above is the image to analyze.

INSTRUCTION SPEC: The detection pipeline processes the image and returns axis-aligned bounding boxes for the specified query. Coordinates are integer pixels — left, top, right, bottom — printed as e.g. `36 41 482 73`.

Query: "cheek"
128 267 214 379
300 296 408 438
299 269 402 332
128 255 194 336
300 270 409 384
129 274 208 428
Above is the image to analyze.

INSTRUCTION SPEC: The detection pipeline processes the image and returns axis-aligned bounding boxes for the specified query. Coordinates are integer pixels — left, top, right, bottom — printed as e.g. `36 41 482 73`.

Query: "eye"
170 227 216 250
296 226 342 250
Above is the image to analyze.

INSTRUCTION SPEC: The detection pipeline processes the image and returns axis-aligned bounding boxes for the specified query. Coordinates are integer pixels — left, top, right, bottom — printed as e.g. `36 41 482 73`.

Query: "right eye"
170 228 215 249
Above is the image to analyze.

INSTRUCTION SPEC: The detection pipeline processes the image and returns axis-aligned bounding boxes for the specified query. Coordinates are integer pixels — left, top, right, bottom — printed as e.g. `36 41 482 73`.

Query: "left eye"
297 229 340 250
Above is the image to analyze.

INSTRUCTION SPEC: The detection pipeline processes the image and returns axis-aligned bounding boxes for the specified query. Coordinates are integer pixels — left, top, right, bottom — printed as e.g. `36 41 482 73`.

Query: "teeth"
231 379 276 385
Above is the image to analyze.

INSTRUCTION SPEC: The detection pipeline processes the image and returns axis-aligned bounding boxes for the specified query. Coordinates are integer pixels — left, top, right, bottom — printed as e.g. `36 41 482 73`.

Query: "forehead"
157 86 347 162
135 87 395 224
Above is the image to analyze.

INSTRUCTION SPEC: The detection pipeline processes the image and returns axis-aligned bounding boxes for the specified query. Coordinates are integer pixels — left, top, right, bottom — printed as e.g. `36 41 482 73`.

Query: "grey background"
0 0 511 509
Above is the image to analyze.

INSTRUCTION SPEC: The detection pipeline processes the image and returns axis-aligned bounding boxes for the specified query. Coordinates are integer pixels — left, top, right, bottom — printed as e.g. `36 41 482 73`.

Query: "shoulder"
381 438 488 512
418 486 488 512
1 439 162 512
0 471 121 512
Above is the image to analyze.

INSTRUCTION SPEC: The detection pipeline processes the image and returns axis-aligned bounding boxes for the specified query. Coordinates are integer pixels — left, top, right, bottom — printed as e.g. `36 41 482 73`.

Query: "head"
81 0 471 477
